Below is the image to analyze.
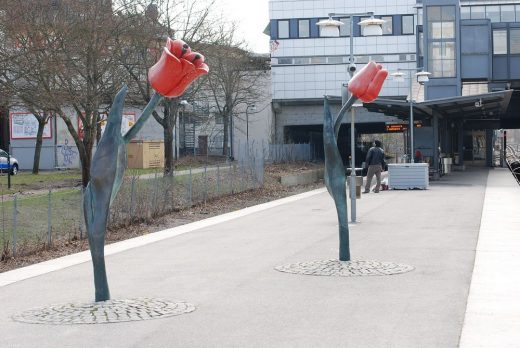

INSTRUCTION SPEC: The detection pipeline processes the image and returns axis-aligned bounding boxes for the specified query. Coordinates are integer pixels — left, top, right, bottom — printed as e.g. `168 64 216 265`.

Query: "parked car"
0 149 19 175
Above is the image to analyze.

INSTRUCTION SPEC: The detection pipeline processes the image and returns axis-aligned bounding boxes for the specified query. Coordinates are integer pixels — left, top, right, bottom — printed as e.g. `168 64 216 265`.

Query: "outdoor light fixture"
316 14 385 38
391 68 431 163
316 17 344 37
358 17 385 36
391 71 405 83
416 71 431 84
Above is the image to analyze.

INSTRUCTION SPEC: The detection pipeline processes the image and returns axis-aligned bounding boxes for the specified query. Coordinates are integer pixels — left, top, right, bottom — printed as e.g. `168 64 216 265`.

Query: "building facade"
269 0 520 168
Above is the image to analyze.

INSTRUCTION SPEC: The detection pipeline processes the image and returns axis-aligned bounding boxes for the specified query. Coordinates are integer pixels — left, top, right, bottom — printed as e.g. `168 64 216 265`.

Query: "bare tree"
0 0 129 185
204 30 270 156
117 0 217 176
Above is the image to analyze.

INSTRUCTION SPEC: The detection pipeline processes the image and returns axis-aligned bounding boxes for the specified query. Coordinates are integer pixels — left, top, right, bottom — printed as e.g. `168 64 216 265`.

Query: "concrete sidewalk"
0 167 517 347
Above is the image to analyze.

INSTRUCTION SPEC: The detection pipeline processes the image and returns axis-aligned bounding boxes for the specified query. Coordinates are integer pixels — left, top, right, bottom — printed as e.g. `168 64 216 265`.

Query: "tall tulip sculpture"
323 62 387 261
84 39 208 302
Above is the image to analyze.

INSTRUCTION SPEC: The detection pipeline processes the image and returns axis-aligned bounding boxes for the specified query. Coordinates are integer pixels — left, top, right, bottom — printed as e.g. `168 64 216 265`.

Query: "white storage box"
387 163 429 189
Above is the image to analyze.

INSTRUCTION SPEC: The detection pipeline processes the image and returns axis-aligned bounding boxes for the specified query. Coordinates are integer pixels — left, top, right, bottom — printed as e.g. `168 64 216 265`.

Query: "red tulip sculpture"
84 38 209 302
348 61 388 103
148 38 209 98
323 61 388 261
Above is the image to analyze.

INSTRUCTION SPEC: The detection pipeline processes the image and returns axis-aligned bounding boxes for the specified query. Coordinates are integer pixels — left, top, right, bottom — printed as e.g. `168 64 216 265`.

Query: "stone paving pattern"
12 298 195 324
275 259 414 276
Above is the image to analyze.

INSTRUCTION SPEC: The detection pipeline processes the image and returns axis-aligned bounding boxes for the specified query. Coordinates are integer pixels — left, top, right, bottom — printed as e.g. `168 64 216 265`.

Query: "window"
461 7 470 20
516 5 520 22
298 19 309 38
327 56 343 64
339 17 351 36
501 5 515 22
278 58 293 64
402 15 414 34
278 20 289 39
310 57 326 64
485 6 500 23
381 16 393 35
510 29 520 54
471 6 486 19
427 5 456 77
493 30 507 54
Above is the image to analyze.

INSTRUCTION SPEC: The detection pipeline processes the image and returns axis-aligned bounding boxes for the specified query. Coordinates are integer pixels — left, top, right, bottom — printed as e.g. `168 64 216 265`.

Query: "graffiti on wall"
57 139 78 168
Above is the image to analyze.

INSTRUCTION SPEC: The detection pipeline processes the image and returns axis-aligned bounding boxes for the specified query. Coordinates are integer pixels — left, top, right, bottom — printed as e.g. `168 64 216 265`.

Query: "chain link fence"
1 159 264 259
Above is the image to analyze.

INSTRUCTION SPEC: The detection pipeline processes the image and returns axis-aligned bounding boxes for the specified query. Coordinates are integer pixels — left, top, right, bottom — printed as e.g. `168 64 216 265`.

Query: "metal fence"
0 159 264 259
268 143 315 163
506 143 520 185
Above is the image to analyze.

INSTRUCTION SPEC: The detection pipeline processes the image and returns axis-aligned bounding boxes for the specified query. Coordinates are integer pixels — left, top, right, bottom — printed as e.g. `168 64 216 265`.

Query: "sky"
214 0 270 53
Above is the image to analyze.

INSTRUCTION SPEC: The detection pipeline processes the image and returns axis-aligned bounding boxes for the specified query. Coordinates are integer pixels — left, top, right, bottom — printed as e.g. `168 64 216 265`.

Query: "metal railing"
505 143 520 186
0 159 264 260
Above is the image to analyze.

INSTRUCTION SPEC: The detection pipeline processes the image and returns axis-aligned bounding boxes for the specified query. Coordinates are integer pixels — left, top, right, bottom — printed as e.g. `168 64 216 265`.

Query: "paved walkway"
0 167 518 347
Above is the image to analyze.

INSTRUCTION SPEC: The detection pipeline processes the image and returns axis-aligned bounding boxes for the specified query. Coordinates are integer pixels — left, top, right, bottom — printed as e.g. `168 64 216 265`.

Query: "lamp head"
316 17 342 37
391 71 405 82
358 17 385 36
416 71 431 84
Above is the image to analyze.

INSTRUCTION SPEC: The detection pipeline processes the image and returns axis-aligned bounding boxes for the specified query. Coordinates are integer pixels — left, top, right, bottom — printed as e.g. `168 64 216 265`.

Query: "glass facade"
298 19 310 38
402 15 414 34
382 16 393 35
427 5 456 78
278 20 289 39
493 30 508 55
339 17 351 36
463 4 520 22
510 28 520 54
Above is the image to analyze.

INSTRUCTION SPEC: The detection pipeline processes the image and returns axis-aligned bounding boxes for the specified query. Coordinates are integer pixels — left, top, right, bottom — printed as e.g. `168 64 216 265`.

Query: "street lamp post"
391 69 430 162
317 13 384 223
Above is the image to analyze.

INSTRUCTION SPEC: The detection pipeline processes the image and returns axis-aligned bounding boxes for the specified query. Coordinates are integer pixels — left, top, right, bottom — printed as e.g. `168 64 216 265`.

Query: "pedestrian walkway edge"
0 187 327 288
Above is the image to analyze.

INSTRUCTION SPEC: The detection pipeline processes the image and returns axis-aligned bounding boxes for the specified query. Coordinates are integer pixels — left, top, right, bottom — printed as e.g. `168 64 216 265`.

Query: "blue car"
0 149 19 175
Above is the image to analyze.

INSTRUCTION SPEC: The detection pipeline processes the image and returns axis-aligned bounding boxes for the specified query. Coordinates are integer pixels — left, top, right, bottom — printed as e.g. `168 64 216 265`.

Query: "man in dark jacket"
364 140 385 193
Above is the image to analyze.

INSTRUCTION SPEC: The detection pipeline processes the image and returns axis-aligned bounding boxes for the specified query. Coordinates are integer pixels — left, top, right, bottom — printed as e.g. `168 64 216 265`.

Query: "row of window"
272 54 417 66
275 14 414 40
461 4 520 23
493 28 520 55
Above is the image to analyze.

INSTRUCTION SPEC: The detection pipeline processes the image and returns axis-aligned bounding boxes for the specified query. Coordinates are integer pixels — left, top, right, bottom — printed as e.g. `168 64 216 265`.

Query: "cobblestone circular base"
275 260 414 277
12 298 195 325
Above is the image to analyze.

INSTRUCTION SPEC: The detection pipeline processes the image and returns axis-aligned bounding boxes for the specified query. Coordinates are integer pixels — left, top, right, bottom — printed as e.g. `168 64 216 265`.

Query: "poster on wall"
10 112 52 139
78 113 135 140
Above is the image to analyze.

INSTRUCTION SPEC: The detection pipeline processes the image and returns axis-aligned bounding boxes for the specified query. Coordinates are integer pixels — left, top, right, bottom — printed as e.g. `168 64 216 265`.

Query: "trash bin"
347 176 363 198
442 157 452 174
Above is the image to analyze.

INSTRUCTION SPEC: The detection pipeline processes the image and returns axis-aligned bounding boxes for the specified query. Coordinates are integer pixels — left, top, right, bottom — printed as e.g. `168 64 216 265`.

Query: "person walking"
364 140 385 193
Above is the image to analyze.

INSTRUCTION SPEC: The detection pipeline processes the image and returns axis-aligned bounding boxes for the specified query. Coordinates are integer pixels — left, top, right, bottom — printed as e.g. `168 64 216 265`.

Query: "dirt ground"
0 161 324 273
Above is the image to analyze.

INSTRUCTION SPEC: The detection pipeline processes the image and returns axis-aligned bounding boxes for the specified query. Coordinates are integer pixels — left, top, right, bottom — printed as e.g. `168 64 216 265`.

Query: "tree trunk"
223 114 229 156
32 119 46 174
80 142 92 188
164 123 174 176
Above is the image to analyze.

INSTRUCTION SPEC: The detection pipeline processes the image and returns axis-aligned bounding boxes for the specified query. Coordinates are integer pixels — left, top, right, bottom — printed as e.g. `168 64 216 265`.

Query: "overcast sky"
215 0 270 53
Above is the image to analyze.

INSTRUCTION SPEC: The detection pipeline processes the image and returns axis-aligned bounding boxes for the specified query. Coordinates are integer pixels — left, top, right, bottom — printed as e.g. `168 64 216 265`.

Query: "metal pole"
350 107 356 223
409 70 414 163
348 15 357 223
